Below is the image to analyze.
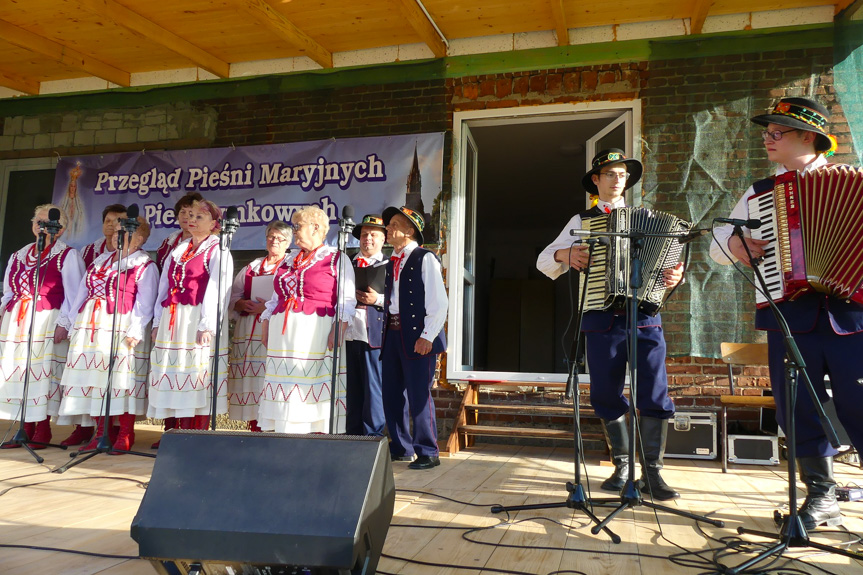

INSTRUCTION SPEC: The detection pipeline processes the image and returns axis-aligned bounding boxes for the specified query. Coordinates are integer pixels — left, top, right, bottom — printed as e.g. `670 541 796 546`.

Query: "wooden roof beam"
690 0 714 34
394 0 448 58
0 19 130 87
236 0 333 69
835 0 858 14
550 0 570 47
0 68 40 95
79 0 230 78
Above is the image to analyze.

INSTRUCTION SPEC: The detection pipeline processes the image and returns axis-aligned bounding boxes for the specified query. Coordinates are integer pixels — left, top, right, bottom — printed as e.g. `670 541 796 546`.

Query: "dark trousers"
345 340 385 436
767 313 863 457
585 318 675 421
381 334 439 458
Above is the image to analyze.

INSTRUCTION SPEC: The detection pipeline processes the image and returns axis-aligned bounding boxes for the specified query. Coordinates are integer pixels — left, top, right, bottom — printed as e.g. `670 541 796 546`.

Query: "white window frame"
447 100 642 384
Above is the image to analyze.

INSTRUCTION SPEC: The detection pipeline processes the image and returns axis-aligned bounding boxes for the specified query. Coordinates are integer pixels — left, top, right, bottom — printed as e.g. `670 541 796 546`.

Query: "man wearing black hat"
537 149 684 500
381 206 447 469
344 214 389 437
711 97 862 529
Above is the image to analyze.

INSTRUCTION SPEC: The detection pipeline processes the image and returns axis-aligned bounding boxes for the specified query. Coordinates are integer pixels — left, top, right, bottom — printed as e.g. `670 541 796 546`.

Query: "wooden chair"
719 342 775 473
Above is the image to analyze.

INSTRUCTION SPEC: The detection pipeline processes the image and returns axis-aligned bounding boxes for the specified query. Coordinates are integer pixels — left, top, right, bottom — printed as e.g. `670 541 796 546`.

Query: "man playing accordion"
537 149 684 501
711 96 863 530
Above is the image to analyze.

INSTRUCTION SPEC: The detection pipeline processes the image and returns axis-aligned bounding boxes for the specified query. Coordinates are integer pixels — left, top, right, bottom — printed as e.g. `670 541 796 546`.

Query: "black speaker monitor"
131 431 395 574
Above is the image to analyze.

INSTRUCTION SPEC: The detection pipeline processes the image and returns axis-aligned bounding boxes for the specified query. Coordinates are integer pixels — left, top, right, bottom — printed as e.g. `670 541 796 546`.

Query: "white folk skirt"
227 313 267 422
147 303 228 419
59 300 149 419
0 304 66 423
259 310 346 434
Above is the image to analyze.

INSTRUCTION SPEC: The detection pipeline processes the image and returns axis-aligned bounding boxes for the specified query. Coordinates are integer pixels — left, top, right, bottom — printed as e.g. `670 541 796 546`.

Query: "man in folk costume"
537 149 684 500
710 96 862 529
381 206 447 470
345 214 389 436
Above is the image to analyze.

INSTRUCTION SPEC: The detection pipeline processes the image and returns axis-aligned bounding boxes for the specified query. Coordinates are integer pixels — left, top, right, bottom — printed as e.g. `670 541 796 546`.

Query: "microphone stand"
1 225 68 461
328 215 354 434
491 238 621 543
587 228 723 533
208 216 239 431
54 224 156 474
722 225 862 573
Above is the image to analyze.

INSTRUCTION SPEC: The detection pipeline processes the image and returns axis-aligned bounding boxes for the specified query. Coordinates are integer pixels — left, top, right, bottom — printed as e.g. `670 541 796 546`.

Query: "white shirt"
536 197 624 280
709 155 829 265
387 241 448 341
345 251 386 343
228 254 288 322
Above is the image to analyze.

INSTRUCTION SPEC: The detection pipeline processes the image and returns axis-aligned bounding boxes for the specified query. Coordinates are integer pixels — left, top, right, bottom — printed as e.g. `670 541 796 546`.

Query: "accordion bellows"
579 207 691 316
749 164 863 307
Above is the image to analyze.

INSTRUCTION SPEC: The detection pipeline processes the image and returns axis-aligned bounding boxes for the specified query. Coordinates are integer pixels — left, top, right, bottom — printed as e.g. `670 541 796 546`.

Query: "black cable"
0 475 148 497
0 543 139 560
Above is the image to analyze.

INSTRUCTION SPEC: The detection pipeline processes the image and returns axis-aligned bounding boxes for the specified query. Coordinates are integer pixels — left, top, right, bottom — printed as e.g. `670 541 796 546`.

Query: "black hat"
751 97 834 153
581 148 643 194
351 213 386 240
383 206 424 245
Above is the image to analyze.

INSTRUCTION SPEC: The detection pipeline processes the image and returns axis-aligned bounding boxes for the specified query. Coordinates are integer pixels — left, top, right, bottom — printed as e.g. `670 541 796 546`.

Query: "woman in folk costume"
0 204 84 449
58 217 158 452
260 206 355 433
150 192 202 447
148 199 233 431
227 221 293 432
155 192 203 272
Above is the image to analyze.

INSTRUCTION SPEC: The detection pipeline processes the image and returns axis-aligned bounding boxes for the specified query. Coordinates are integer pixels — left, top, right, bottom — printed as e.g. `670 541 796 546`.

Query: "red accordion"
748 164 863 308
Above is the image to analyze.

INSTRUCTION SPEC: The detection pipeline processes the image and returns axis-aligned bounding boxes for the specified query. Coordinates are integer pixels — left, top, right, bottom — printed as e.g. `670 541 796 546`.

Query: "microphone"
221 205 240 235
714 217 762 229
340 205 356 232
120 204 141 235
676 229 710 245
577 237 610 246
41 208 63 240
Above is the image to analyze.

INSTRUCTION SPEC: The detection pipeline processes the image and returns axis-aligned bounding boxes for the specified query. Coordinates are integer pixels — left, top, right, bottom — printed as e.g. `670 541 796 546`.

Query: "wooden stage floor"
1 424 862 575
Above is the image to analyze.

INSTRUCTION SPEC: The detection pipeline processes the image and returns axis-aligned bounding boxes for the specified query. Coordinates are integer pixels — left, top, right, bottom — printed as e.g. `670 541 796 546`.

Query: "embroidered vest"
156 231 183 272
82 254 154 315
272 250 339 317
81 238 106 268
5 244 72 313
384 248 446 357
161 240 218 308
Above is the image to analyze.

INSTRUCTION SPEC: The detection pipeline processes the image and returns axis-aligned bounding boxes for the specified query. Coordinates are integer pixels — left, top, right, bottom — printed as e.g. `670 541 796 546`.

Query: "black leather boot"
797 456 842 529
638 416 679 501
600 414 630 492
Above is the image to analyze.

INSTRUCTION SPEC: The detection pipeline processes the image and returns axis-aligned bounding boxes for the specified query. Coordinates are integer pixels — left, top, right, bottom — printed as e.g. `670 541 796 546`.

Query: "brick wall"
198 80 447 147
447 63 645 117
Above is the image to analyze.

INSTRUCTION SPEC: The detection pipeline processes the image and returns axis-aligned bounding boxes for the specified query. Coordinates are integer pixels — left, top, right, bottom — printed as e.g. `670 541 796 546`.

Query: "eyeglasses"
599 171 629 181
291 222 317 232
761 128 797 142
267 235 288 243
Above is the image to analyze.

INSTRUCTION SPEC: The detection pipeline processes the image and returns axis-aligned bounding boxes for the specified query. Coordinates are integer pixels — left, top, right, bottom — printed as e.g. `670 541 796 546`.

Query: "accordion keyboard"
580 214 612 310
748 191 783 306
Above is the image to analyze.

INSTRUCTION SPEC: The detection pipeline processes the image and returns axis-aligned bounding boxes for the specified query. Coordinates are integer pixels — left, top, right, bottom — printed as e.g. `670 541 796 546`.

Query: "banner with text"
52 132 445 251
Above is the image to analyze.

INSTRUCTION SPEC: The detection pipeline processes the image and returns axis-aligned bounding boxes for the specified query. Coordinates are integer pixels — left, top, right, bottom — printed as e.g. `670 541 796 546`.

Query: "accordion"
748 164 863 308
578 207 692 316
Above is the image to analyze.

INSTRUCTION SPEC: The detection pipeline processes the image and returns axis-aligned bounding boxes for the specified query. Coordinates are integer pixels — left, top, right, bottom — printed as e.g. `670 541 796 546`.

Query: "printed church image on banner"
404 143 436 243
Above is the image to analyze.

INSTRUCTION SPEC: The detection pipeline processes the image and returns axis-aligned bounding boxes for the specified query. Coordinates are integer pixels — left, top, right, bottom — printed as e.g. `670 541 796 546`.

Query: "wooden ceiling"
0 0 854 97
